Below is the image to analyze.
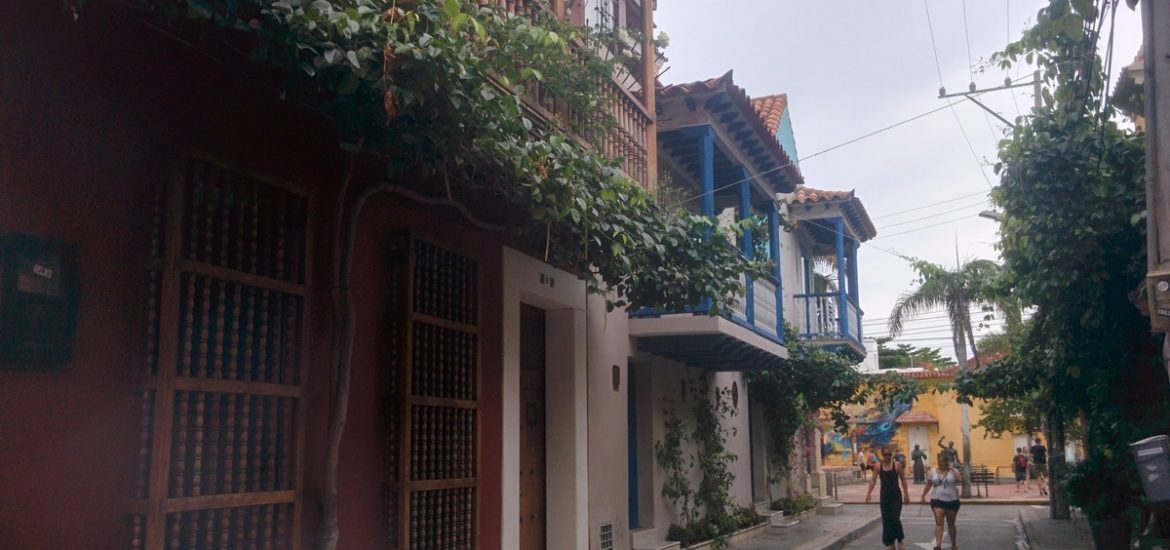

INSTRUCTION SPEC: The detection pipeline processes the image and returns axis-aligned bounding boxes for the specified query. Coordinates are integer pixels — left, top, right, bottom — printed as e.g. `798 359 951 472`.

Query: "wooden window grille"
130 156 311 550
383 234 480 550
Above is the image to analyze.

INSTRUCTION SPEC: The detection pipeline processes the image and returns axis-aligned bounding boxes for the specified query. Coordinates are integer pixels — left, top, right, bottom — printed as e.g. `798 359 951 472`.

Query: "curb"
810 513 883 550
1017 509 1039 550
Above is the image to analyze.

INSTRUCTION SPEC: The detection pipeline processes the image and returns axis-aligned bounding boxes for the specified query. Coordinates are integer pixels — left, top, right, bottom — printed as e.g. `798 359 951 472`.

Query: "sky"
656 0 1144 362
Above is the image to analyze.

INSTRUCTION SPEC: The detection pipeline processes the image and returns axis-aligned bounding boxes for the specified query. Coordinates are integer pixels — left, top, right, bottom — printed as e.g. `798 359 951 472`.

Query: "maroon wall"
2 3 506 548
323 192 504 549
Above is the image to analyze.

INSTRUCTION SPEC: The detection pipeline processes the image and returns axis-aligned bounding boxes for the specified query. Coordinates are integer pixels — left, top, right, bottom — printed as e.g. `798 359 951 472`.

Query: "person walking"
920 452 963 550
1012 447 1029 493
866 446 910 550
1029 437 1049 496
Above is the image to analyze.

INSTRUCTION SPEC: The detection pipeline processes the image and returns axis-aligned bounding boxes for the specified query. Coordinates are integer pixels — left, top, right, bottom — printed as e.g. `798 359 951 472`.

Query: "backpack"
1015 454 1028 469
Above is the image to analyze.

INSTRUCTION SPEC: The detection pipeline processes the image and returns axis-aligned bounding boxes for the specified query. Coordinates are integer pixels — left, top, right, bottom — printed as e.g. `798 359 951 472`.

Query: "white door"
909 426 930 464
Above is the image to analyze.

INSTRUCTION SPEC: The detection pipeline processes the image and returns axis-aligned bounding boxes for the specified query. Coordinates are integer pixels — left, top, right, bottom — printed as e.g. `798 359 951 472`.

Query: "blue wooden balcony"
793 292 865 359
628 272 787 371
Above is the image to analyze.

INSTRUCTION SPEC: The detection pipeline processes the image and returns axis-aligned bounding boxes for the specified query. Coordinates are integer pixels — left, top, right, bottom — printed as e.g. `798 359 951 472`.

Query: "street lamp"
978 210 1002 221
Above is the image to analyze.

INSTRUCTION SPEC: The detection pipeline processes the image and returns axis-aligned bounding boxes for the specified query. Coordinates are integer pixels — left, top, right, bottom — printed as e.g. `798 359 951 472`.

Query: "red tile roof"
900 367 959 379
896 411 939 424
791 186 854 204
750 94 788 136
658 71 803 189
965 351 1008 368
789 186 879 242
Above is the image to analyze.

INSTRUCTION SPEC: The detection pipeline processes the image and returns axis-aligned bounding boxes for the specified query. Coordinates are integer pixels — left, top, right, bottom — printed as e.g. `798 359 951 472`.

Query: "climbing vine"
746 326 923 495
95 0 770 313
656 376 754 549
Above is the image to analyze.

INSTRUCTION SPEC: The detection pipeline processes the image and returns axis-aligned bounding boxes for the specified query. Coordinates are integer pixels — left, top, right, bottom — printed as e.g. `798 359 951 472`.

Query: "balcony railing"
482 0 653 188
793 292 863 346
633 272 784 345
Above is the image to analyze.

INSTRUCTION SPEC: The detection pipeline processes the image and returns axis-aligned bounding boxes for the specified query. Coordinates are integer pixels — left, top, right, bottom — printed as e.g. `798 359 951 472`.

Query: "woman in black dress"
866 445 910 550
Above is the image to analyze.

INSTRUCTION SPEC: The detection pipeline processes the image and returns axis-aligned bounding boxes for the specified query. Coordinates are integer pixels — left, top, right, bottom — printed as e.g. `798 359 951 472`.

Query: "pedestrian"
866 445 910 550
1012 447 1029 493
911 444 927 484
1029 436 1049 496
920 452 963 550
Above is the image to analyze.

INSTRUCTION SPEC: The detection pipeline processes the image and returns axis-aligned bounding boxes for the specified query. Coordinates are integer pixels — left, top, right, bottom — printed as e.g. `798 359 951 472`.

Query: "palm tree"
887 258 1001 497
888 258 1000 368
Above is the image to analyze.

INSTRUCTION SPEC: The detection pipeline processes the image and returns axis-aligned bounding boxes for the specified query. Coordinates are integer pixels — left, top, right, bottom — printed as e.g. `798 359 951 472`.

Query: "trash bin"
1131 435 1170 502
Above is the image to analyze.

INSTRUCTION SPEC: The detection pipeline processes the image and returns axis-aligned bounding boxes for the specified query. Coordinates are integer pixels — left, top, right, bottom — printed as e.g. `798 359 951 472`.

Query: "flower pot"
1088 517 1130 550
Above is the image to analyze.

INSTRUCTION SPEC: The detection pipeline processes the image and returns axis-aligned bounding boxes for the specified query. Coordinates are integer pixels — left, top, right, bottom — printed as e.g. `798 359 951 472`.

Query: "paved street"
841 504 1028 550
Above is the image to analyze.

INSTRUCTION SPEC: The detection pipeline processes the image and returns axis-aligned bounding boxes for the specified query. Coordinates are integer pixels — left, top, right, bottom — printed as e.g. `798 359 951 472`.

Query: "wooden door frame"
501 247 589 550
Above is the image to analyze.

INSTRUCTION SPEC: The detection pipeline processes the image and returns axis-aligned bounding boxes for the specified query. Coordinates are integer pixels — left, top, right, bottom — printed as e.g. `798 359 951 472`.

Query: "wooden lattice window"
383 234 480 550
131 156 311 550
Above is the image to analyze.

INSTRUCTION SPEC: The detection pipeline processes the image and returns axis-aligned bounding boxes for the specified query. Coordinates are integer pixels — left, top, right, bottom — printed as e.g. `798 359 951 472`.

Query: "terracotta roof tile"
750 94 788 136
791 186 854 204
657 71 803 188
896 411 939 424
900 367 959 379
790 185 879 241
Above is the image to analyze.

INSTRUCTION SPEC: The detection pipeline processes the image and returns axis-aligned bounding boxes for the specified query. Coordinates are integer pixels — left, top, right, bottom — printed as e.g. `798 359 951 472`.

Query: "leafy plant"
655 401 696 533
114 0 770 315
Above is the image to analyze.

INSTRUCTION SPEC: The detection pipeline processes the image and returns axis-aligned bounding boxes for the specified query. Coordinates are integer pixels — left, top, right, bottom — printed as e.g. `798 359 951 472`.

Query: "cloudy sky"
657 0 1144 361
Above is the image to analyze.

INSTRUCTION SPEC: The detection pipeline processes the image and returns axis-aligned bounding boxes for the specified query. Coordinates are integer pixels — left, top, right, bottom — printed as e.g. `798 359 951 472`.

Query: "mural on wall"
821 431 853 462
852 401 911 449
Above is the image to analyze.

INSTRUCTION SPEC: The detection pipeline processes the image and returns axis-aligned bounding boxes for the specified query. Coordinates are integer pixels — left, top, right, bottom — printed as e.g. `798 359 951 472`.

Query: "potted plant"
1065 455 1138 549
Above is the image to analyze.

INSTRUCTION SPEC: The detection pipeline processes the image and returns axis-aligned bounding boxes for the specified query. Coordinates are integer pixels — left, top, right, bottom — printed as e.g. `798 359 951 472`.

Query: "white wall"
586 292 632 549
501 247 589 550
642 357 756 534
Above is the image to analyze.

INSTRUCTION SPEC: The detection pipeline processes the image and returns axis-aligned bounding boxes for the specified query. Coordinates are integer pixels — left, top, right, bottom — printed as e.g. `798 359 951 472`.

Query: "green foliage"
127 0 768 313
690 377 739 544
656 377 745 549
875 340 956 370
978 0 1170 525
747 326 859 480
1065 450 1141 520
769 492 817 515
888 258 1005 367
746 326 924 489
655 402 696 531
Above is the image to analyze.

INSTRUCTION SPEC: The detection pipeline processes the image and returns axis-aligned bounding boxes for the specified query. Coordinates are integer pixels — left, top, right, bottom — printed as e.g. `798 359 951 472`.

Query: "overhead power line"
672 100 964 210
870 190 989 220
875 199 990 230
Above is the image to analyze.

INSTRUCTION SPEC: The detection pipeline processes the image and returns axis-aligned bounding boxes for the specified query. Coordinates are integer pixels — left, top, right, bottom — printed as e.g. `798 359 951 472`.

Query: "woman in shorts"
919 452 962 550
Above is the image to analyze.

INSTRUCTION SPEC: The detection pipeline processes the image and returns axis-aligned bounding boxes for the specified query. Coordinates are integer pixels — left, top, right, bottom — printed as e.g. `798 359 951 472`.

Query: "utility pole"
938 73 1042 501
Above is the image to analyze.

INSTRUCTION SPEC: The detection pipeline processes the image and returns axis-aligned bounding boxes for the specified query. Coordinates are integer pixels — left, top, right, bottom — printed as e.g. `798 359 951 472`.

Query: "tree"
888 258 1001 496
960 0 1170 537
875 340 956 370
888 259 1001 370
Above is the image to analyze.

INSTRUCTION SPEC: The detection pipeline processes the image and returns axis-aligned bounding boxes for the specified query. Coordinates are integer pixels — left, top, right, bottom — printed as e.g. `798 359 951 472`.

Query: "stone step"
817 502 845 516
632 542 680 550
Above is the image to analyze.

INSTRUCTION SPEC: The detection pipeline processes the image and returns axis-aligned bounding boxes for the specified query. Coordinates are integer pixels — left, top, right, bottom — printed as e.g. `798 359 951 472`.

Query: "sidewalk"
729 505 881 550
1017 504 1095 549
830 475 1049 505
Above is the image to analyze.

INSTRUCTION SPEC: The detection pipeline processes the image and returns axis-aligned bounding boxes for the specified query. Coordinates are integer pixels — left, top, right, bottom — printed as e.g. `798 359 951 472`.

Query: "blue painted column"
699 126 715 313
701 127 715 219
848 237 860 340
768 201 783 342
835 218 848 339
740 169 754 325
801 246 812 335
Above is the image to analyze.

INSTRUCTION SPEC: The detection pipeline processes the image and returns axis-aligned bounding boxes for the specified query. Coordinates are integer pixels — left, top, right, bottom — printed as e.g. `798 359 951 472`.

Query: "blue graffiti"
855 401 911 448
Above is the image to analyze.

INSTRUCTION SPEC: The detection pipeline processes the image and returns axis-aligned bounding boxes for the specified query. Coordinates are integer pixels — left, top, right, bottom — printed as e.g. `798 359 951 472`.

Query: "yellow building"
821 368 1031 478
